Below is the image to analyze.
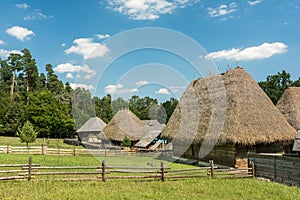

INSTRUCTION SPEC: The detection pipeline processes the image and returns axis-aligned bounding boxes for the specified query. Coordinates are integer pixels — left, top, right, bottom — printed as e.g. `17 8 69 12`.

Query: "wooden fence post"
251 161 255 178
209 160 214 178
28 156 32 181
6 145 10 154
160 162 165 182
104 146 107 157
41 144 44 155
102 160 106 182
73 147 77 156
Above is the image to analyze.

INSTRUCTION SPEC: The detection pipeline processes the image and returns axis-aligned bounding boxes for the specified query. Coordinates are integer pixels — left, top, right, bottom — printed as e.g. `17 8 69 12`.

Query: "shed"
76 117 106 144
161 67 297 168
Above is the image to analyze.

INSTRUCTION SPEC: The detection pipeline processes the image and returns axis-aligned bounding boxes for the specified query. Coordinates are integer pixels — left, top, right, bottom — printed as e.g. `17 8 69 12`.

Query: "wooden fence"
0 157 253 181
248 153 300 186
0 145 172 157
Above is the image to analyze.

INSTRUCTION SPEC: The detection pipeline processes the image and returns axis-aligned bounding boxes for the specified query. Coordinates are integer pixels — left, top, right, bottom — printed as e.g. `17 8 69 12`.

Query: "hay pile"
161 67 296 145
277 87 300 130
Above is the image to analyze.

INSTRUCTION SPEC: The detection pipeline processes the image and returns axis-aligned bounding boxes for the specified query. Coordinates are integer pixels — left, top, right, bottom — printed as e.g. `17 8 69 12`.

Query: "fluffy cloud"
0 49 22 58
70 83 94 90
66 73 74 79
15 3 30 9
106 0 197 20
96 34 110 39
248 0 263 6
65 38 109 59
0 40 5 45
205 42 287 61
136 80 149 86
155 88 170 95
207 2 237 17
105 84 138 94
6 26 35 41
54 63 96 79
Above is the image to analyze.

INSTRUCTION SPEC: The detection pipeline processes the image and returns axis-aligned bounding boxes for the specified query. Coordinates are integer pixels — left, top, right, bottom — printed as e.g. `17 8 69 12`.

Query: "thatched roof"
77 117 106 133
276 87 300 130
161 67 296 145
102 110 164 142
292 130 300 151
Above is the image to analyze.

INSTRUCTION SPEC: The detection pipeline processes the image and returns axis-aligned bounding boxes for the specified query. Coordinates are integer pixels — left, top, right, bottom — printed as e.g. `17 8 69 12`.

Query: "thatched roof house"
102 110 164 146
276 87 300 130
77 117 106 143
161 67 296 167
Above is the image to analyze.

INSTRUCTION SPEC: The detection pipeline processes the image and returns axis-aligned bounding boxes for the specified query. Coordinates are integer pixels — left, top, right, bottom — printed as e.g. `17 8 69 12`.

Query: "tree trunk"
10 70 16 100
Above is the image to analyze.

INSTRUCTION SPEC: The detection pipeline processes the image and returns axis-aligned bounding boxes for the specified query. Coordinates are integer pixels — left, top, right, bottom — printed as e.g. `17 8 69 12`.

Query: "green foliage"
94 94 113 123
17 121 38 147
258 70 293 104
121 136 131 147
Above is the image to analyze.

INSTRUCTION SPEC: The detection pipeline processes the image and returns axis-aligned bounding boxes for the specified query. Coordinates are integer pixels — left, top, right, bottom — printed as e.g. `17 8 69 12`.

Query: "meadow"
0 153 299 200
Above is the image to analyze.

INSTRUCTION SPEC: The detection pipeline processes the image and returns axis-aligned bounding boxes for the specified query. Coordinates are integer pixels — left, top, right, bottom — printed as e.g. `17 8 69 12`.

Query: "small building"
76 117 107 144
276 87 300 154
102 110 164 146
161 67 297 168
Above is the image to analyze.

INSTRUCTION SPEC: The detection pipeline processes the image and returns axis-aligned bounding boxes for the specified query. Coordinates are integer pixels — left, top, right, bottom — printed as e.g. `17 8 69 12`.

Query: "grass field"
0 136 79 149
0 154 299 200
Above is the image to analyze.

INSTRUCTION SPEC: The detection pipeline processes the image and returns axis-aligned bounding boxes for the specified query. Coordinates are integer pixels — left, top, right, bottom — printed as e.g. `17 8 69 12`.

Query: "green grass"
0 177 299 200
0 154 299 199
0 136 80 149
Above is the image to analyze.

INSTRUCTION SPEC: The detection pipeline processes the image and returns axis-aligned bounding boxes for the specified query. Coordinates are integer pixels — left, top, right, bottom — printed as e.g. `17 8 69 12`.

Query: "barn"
102 109 164 147
161 67 297 168
276 87 300 154
77 117 107 144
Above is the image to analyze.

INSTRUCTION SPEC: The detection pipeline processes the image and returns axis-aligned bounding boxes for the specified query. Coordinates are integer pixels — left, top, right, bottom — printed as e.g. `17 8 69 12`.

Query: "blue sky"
0 0 300 102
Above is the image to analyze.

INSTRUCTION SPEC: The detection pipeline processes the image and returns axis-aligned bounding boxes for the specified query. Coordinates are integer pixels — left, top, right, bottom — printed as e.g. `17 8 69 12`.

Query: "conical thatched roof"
276 87 300 130
102 109 147 142
77 117 106 133
161 67 296 145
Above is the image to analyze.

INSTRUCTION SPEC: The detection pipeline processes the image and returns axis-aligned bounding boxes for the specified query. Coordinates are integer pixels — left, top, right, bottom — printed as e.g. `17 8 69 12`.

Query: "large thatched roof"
77 117 106 133
102 110 164 142
276 87 300 130
161 67 296 145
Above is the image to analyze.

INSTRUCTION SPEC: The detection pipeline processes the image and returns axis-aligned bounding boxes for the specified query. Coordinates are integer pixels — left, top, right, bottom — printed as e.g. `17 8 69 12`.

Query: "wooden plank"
0 176 25 180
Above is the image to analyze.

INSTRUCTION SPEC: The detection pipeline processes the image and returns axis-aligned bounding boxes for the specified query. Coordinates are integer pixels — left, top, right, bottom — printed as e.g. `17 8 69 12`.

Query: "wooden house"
102 110 164 147
161 67 296 168
76 117 106 144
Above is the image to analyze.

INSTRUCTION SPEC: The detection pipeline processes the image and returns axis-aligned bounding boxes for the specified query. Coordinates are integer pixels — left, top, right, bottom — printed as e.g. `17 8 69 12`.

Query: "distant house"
76 117 106 144
102 110 164 146
276 87 300 154
161 67 296 168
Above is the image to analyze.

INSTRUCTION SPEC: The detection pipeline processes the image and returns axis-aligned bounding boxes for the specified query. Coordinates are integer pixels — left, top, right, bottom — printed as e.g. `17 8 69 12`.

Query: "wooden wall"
248 153 300 186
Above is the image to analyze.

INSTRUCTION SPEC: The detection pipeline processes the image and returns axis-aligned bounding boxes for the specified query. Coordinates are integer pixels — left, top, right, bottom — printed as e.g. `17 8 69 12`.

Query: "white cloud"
136 80 149 86
54 63 96 79
65 38 109 59
248 0 263 6
70 83 95 90
6 26 35 41
96 34 110 39
205 42 287 61
207 2 237 17
155 88 170 95
106 0 197 20
0 40 5 45
16 3 30 9
61 43 66 47
24 10 53 20
169 86 185 93
66 73 74 79
0 49 22 58
105 84 138 94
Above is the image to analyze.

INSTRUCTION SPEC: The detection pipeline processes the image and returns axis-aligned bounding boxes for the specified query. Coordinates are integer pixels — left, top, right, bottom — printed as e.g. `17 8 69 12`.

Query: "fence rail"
0 157 253 182
248 153 300 186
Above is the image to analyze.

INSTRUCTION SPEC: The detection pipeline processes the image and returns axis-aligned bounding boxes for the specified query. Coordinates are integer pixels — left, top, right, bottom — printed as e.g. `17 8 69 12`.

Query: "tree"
7 53 23 99
17 121 38 147
121 136 131 147
258 70 293 104
22 48 39 92
160 97 178 124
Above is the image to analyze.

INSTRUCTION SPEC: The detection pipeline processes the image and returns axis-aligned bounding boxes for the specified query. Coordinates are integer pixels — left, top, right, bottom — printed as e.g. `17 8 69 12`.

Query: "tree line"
0 49 178 138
